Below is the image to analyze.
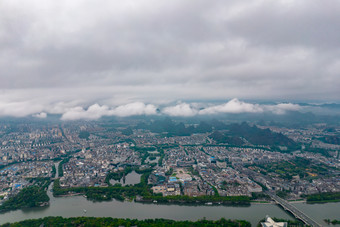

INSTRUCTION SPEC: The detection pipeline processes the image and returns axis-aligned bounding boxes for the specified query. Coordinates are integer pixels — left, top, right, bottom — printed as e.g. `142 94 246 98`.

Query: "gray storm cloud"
0 0 339 114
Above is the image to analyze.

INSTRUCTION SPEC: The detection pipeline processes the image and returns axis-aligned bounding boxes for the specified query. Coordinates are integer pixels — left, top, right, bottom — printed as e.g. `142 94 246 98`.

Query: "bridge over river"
266 191 322 227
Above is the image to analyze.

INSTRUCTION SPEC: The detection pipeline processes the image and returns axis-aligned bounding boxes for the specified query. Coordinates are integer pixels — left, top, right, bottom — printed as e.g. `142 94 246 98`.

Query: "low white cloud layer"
0 101 44 117
61 102 157 120
0 98 303 120
265 103 301 114
110 102 158 117
33 112 47 118
159 99 302 117
61 104 111 120
162 103 198 117
199 98 263 115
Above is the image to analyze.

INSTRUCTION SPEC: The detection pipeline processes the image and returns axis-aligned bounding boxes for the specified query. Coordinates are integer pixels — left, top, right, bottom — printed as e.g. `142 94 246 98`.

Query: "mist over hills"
0 98 339 123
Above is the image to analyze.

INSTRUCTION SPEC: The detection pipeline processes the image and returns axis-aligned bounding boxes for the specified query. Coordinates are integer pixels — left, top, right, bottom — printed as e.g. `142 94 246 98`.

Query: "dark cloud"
0 0 339 117
227 1 340 49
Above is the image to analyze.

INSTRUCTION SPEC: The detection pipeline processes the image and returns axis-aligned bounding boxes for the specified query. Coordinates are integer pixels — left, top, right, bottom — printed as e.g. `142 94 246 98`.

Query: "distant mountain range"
136 118 298 151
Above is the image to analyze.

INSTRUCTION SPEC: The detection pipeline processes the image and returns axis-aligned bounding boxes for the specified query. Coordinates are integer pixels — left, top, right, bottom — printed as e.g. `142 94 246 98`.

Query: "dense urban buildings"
1 117 339 207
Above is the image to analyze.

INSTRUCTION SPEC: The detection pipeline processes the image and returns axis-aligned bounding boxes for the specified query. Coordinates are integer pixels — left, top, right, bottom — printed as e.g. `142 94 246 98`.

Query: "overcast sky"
0 0 339 119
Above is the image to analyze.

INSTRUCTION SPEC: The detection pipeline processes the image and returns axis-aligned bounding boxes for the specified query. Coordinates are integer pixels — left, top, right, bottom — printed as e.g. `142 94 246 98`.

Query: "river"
0 163 339 226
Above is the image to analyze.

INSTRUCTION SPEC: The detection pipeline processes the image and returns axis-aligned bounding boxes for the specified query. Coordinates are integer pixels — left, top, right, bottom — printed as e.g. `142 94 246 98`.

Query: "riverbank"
287 199 306 204
1 186 340 227
306 191 340 204
250 201 274 204
0 216 251 227
307 199 340 204
53 177 252 206
0 178 50 213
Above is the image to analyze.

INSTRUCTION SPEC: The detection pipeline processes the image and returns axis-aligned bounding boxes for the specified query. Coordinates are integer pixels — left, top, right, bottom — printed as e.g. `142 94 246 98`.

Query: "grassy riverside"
140 195 250 205
0 216 251 227
53 178 251 205
306 192 340 203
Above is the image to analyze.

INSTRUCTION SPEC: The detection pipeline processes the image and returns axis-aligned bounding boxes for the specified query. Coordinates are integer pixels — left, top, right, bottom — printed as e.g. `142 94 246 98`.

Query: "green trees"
307 192 340 203
78 131 90 139
1 216 251 227
249 157 330 181
324 219 340 225
51 165 56 178
105 166 134 184
0 186 49 212
54 169 153 201
58 158 69 177
142 195 250 205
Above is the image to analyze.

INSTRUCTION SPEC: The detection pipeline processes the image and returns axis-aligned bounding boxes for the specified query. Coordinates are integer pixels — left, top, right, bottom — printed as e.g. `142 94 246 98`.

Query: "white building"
261 216 287 227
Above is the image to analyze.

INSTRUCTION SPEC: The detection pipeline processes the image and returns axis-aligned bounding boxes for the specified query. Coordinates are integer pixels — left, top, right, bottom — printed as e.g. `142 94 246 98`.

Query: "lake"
109 171 141 186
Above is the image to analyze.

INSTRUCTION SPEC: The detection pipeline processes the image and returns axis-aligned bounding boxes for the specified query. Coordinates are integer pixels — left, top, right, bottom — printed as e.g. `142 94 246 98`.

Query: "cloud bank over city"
0 0 340 119
0 97 303 120
161 99 301 118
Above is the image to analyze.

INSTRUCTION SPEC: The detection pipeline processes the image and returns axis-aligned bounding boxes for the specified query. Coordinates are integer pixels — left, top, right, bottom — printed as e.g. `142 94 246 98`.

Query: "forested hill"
136 118 213 136
135 118 231 136
226 122 297 148
136 119 298 150
319 135 340 145
208 131 244 146
208 123 298 150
